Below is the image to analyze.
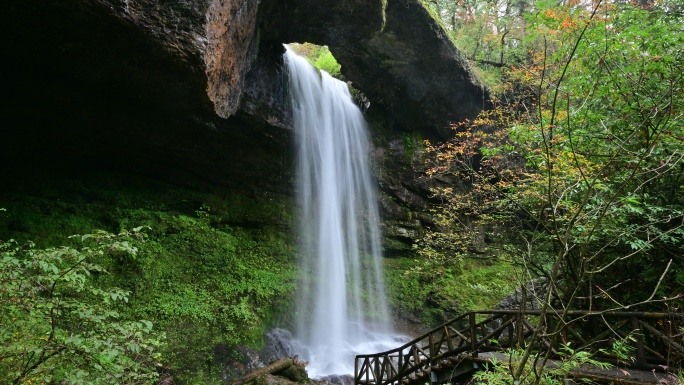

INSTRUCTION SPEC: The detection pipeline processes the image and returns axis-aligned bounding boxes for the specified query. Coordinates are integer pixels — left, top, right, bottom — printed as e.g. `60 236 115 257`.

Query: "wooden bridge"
355 310 683 385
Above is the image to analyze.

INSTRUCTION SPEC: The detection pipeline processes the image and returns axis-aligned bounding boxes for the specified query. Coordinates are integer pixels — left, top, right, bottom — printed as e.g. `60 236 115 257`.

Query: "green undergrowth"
0 170 297 384
385 257 517 328
443 259 517 312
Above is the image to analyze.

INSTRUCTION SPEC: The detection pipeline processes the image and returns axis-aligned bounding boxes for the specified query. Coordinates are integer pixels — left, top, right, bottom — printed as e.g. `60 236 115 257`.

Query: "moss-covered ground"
0 168 297 383
385 256 517 329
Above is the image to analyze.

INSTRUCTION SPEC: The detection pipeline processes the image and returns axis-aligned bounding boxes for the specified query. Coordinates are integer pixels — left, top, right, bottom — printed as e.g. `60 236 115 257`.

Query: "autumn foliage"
421 0 684 312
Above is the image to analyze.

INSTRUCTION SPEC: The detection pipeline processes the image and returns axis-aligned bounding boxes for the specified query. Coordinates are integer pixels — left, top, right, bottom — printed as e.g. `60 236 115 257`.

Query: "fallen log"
231 356 308 385
278 356 308 382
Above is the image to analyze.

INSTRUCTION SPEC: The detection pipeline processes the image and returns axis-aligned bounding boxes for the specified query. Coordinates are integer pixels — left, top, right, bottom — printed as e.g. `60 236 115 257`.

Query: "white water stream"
284 48 406 377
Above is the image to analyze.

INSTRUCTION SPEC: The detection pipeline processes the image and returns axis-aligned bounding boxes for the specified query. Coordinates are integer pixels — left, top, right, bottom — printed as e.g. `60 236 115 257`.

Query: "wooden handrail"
354 310 684 385
472 310 681 318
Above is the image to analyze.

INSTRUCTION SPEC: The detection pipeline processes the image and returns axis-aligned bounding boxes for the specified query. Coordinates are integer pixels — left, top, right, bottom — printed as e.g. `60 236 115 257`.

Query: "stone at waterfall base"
249 374 305 385
231 356 357 385
246 373 354 385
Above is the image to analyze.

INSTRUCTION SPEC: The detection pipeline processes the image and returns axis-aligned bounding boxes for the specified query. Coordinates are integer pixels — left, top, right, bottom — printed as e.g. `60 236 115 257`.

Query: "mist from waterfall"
284 47 404 377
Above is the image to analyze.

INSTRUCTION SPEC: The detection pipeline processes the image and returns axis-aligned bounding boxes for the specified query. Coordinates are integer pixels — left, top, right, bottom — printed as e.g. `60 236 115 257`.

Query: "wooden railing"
354 310 683 385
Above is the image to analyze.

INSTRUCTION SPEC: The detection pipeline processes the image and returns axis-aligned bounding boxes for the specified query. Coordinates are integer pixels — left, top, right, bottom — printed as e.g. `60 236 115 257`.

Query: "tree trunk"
231 356 308 385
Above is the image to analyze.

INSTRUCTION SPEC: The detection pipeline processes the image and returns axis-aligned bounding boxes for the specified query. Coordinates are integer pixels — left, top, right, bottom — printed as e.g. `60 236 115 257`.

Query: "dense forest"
412 0 684 381
418 0 684 317
1 0 683 384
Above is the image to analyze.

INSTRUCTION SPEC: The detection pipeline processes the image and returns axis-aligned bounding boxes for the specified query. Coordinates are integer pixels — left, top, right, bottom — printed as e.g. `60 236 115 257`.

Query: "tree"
420 0 684 382
0 227 164 384
427 0 534 90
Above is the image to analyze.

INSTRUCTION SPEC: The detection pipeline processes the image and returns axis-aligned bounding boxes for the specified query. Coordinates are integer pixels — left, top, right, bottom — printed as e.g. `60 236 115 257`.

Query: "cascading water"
284 47 405 377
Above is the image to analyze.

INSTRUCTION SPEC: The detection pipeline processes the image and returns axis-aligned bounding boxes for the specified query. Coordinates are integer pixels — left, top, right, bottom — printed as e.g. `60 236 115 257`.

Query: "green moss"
384 257 442 326
418 0 450 36
437 260 517 312
380 58 406 67
403 131 423 164
368 112 392 148
383 236 412 252
0 170 297 384
380 0 388 31
123 214 295 383
384 255 517 327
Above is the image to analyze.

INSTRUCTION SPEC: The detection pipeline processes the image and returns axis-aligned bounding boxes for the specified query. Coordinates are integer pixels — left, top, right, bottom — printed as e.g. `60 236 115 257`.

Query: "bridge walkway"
355 310 683 385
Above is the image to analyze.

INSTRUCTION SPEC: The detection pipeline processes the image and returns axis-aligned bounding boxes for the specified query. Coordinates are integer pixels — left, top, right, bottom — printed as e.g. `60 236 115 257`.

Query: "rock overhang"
1 0 488 193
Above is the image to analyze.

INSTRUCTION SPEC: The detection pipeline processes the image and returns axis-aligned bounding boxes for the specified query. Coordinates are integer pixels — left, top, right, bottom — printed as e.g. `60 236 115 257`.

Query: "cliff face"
1 0 487 247
2 0 291 196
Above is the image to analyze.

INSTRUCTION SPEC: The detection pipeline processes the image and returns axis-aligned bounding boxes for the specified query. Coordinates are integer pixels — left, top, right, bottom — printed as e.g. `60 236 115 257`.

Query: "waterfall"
284 48 403 377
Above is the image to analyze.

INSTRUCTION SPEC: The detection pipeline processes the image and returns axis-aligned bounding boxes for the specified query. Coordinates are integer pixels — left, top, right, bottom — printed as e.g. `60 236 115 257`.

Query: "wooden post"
398 349 403 385
470 312 478 358
631 316 646 367
374 357 380 385
546 313 555 356
589 315 600 349
446 326 454 351
429 333 435 357
517 312 524 348
365 358 370 385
